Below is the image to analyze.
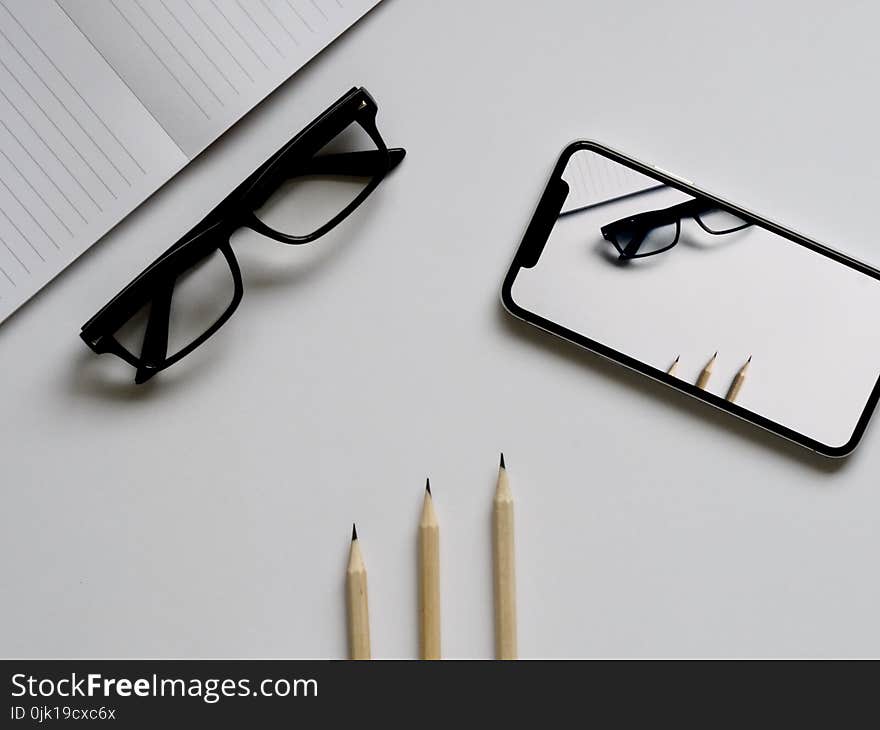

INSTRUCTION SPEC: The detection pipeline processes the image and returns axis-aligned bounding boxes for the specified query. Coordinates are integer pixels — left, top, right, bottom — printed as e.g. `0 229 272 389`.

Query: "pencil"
695 351 717 390
419 478 441 659
346 524 370 660
493 453 517 659
725 356 751 403
667 355 680 376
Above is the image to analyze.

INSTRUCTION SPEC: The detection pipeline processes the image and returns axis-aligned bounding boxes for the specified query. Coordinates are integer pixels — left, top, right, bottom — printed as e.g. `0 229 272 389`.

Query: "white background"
3 0 880 658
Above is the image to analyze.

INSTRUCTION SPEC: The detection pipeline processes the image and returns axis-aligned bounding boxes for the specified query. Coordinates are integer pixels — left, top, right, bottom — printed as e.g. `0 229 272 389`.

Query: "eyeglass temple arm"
135 283 173 384
673 197 714 217
290 148 406 178
602 196 716 235
673 197 751 234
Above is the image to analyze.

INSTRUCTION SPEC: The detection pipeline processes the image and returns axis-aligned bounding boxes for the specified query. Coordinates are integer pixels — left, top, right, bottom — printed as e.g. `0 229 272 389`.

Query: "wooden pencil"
493 453 517 660
695 351 717 390
725 356 751 403
346 524 371 660
418 478 441 659
667 355 680 376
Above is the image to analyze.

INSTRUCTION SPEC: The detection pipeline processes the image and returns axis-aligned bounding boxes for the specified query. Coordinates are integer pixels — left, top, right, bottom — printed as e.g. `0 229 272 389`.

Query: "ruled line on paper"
0 117 86 225
0 202 43 264
288 1 315 33
109 0 212 119
562 150 662 214
0 224 31 272
0 175 55 255
0 23 132 188
0 147 72 236
0 89 102 217
260 0 300 46
0 256 14 286
133 0 225 107
235 0 286 57
0 54 117 199
0 224 30 274
184 0 255 83
210 0 271 71
158 0 240 95
0 2 146 177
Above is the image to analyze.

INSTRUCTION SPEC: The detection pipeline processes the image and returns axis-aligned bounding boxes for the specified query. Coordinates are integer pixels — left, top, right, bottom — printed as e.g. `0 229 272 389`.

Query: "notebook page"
59 0 382 156
561 150 661 214
0 0 187 323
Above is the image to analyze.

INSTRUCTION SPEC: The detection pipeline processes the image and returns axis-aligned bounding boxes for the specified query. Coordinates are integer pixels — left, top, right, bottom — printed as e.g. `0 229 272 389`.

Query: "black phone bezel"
500 140 880 458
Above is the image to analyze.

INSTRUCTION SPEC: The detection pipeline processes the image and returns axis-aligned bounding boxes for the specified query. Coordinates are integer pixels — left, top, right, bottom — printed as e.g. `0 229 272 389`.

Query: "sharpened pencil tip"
425 477 431 495
351 523 357 541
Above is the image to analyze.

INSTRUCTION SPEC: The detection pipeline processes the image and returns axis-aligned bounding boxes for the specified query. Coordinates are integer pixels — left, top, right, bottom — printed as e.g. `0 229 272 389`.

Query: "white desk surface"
4 0 880 658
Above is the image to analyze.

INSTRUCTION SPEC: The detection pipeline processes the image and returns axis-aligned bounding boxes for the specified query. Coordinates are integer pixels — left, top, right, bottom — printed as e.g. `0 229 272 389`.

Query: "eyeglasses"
80 87 405 384
601 198 750 260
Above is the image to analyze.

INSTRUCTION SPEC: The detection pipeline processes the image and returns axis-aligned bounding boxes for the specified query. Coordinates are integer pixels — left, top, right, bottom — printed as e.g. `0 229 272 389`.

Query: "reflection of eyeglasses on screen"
80 87 405 385
601 198 751 260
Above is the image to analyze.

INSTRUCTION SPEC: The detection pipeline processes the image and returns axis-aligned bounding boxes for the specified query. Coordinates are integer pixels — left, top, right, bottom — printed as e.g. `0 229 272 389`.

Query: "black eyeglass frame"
601 198 752 259
81 87 404 384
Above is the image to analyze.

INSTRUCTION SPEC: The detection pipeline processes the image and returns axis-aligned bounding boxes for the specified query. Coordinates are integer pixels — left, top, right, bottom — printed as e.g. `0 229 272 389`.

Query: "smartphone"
501 141 880 457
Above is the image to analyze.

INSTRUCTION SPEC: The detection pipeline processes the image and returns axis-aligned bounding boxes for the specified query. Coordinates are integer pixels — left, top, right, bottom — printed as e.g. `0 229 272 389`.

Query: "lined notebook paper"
561 149 661 214
0 0 380 324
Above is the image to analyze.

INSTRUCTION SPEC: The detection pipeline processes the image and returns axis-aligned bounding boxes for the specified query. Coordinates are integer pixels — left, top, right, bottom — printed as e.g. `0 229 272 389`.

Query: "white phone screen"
506 145 880 453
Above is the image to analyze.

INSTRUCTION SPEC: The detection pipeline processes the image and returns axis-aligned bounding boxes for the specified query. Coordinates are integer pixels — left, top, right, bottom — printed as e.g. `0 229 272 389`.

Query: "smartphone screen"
502 142 880 455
